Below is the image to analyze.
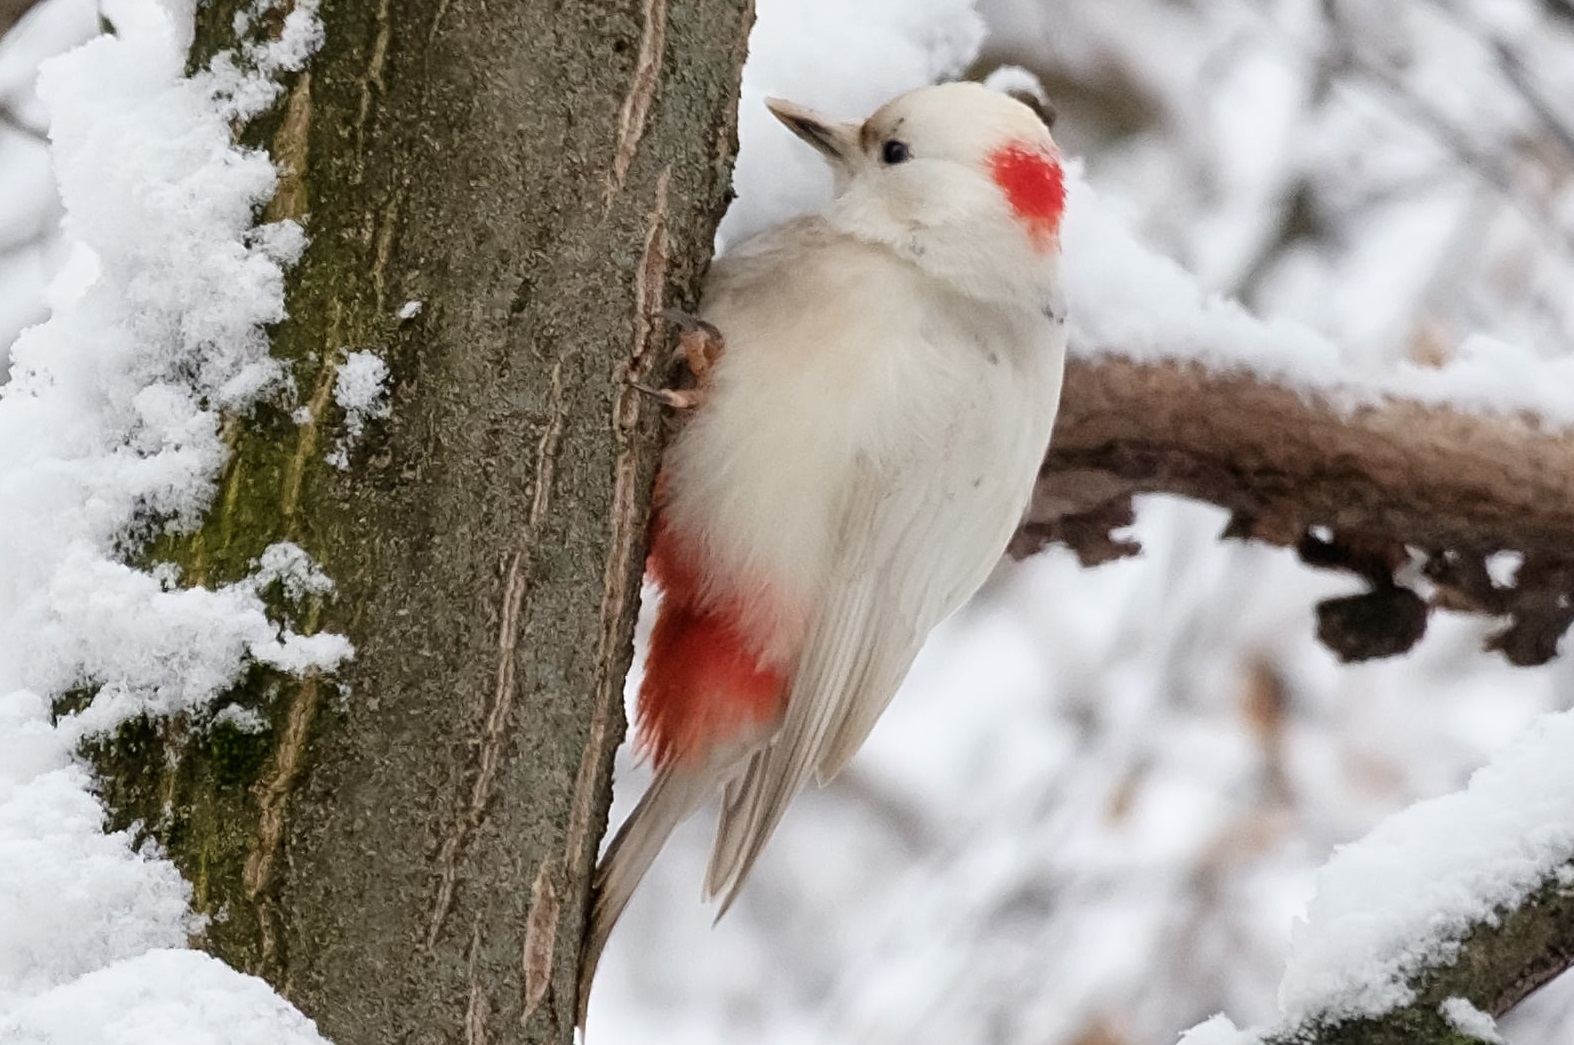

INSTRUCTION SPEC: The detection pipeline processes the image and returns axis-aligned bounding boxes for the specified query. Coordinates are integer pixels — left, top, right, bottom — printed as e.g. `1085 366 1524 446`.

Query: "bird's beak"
766 97 860 167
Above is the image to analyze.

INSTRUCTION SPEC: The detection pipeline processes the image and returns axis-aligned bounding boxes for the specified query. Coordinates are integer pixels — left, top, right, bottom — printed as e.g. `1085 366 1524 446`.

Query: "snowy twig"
1017 355 1574 664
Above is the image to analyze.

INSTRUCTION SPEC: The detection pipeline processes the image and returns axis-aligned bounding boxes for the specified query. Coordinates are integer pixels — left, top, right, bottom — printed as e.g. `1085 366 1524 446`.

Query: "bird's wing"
704 431 1026 909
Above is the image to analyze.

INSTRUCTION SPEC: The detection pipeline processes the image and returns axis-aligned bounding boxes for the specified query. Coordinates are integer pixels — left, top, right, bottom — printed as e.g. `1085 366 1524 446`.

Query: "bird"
578 80 1069 1023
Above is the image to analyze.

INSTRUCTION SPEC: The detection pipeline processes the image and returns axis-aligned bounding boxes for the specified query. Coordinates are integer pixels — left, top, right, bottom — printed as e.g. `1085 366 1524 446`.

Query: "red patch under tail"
637 496 786 769
987 141 1066 252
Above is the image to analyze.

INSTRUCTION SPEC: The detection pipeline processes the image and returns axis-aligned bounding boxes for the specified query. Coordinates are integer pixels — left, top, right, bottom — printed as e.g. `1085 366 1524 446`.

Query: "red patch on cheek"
987 142 1066 252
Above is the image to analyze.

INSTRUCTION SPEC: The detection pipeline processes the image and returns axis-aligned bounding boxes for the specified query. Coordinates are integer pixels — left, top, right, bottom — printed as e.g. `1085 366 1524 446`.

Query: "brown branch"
0 0 43 42
1018 354 1574 664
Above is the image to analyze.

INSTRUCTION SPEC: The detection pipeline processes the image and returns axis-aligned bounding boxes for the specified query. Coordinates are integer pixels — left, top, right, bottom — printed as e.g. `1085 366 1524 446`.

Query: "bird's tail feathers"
703 750 766 906
577 764 709 1031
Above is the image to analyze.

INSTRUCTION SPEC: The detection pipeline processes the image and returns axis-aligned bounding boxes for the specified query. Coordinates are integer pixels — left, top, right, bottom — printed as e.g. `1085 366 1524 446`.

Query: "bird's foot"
629 382 707 410
631 310 725 411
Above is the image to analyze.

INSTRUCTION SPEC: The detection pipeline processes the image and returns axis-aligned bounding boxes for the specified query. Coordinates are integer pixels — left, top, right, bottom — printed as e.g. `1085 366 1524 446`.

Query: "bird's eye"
881 140 911 165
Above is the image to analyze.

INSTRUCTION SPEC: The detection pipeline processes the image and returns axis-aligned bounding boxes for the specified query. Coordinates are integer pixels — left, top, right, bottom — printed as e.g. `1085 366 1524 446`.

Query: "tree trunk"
87 0 752 1042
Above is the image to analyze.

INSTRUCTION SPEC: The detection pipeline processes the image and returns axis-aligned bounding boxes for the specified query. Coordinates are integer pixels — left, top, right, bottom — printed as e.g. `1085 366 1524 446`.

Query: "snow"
0 0 338 1038
210 703 266 733
1 949 328 1045
331 349 390 436
252 542 336 603
1443 997 1506 1044
325 349 390 470
1278 710 1574 1020
1177 1015 1260 1045
0 737 192 1005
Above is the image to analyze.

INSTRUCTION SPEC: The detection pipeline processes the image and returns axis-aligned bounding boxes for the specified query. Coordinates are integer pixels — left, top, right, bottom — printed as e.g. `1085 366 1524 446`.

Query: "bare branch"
1018 354 1574 663
0 0 44 43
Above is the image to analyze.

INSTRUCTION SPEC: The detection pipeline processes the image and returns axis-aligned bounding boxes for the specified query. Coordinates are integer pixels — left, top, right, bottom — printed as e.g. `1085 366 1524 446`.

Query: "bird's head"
766 81 1065 307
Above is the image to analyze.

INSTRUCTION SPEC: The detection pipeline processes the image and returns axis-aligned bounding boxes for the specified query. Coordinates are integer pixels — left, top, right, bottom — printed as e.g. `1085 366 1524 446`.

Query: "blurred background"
5 0 1574 1041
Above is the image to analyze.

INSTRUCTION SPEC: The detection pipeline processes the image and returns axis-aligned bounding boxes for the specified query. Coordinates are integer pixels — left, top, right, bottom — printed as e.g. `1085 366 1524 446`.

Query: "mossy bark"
89 0 752 1041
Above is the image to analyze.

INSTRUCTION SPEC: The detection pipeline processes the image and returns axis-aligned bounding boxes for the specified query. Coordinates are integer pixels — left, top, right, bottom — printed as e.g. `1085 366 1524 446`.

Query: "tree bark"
87 1 752 1043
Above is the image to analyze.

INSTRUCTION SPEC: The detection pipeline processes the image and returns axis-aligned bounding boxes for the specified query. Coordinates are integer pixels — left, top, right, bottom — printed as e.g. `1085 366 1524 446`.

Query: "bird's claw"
630 309 726 411
657 309 725 382
628 380 706 411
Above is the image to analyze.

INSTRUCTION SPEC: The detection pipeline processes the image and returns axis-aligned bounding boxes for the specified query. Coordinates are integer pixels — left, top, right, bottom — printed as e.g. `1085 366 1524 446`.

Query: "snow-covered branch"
1014 169 1574 666
1247 864 1574 1044
1181 707 1574 1045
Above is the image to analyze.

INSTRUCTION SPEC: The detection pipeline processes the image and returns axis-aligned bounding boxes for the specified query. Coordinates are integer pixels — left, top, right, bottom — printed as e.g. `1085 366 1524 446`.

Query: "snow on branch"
1017 174 1574 666
1177 710 1574 1045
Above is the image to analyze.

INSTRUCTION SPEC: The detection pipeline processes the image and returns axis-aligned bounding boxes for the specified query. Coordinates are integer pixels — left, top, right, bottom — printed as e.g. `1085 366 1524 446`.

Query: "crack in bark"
427 363 567 948
353 0 392 179
605 0 668 201
568 175 668 894
464 916 491 1045
369 185 403 314
566 176 674 1028
520 861 560 1022
243 663 323 973
264 72 312 225
623 167 670 394
205 416 247 582
281 325 344 521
